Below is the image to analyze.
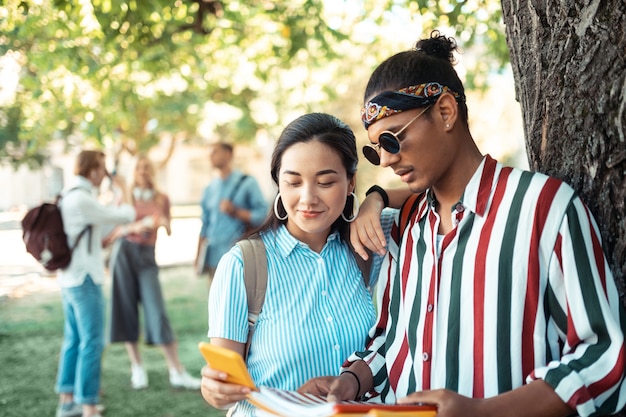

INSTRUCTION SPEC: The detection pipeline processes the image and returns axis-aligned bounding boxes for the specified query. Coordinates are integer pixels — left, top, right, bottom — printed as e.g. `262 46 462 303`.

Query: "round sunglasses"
362 106 432 165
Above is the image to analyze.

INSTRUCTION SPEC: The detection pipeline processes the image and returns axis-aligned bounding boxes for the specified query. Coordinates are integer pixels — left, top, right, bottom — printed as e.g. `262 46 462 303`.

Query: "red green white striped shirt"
347 155 625 417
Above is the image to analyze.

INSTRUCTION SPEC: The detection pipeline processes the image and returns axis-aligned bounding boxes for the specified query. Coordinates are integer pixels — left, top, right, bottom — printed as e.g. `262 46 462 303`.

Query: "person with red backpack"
54 150 135 417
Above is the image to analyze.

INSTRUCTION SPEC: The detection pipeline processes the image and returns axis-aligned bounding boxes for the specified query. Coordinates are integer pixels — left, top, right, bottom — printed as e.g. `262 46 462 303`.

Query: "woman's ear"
437 93 458 131
348 177 356 194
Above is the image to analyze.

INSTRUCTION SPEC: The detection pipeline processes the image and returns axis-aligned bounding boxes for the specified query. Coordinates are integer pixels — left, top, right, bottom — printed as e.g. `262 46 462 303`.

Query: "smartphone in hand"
198 342 256 389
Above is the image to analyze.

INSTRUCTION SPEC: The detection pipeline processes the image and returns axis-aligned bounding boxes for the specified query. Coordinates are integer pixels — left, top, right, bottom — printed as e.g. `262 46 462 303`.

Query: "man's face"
90 156 108 187
209 145 231 169
366 107 449 194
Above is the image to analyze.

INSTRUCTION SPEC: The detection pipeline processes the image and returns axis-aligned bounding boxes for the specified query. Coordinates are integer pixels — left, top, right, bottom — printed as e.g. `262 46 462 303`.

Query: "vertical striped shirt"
208 225 379 416
346 155 625 417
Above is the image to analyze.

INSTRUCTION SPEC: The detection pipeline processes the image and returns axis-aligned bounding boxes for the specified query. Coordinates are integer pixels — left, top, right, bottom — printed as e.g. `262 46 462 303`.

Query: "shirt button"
427 304 433 313
334 345 340 351
422 352 430 361
455 203 464 212
322 290 328 296
327 316 333 322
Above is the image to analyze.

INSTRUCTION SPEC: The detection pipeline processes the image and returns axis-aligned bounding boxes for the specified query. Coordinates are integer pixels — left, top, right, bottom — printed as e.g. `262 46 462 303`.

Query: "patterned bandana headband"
361 82 465 129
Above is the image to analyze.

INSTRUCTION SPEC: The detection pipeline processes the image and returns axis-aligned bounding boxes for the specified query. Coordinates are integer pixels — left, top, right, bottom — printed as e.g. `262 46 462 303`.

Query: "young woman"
55 150 135 417
106 155 200 391
200 113 393 416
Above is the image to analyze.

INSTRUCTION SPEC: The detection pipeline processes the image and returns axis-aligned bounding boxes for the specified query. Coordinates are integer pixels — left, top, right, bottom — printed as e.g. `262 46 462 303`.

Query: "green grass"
0 266 227 417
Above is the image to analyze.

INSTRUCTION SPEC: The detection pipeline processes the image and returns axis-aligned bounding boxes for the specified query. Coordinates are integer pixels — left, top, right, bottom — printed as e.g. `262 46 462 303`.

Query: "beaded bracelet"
340 370 361 400
365 185 389 208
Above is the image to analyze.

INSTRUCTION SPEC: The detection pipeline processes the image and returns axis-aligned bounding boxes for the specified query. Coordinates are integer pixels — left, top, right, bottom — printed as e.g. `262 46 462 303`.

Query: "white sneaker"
169 368 201 390
131 364 149 389
55 402 82 417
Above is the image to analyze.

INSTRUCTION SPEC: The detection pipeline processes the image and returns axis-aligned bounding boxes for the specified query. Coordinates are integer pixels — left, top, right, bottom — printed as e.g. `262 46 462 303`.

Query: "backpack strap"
228 174 249 201
237 237 268 360
59 187 93 253
71 225 92 252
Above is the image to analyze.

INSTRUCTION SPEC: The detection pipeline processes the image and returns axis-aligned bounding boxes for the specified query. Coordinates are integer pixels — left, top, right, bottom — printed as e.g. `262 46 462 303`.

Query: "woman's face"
134 158 154 188
278 140 354 248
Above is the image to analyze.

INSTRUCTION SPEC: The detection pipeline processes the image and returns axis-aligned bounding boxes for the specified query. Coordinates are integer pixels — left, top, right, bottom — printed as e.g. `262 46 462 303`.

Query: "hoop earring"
341 192 360 223
273 194 288 221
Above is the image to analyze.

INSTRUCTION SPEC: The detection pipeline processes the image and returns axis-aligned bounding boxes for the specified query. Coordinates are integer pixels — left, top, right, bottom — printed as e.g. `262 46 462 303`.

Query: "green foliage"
0 0 509 167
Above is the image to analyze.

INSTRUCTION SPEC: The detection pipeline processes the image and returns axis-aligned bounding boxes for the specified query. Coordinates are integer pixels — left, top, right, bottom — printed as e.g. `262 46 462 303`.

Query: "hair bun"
415 30 458 64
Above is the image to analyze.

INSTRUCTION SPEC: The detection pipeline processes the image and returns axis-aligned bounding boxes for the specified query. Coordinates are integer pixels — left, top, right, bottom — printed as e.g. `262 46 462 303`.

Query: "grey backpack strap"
237 237 268 359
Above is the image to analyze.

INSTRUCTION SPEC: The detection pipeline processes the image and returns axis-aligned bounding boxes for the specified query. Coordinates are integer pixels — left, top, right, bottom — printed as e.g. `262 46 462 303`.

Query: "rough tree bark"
501 1 626 414
501 1 626 297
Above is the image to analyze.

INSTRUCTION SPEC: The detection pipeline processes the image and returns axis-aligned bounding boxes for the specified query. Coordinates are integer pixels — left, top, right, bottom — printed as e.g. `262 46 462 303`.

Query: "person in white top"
55 150 135 417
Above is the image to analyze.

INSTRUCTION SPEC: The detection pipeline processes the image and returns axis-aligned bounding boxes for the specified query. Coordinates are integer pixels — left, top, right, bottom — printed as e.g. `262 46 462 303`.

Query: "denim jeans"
55 275 104 405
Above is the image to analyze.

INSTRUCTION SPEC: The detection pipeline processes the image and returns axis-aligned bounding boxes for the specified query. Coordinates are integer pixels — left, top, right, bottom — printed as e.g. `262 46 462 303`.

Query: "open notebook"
199 343 437 417
249 386 437 417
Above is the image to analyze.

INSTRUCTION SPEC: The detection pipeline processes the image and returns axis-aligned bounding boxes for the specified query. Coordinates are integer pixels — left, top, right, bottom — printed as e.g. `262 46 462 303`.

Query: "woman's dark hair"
364 30 469 128
246 112 358 240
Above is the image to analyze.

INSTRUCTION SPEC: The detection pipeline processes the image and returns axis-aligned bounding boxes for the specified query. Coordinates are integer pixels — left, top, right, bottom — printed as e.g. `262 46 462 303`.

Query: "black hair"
364 30 469 128
213 142 234 153
246 112 358 240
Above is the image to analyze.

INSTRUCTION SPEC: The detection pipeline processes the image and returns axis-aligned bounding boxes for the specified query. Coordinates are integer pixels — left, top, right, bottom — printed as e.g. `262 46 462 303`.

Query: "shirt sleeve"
343 208 401 397
528 195 626 416
207 245 249 343
72 191 135 226
241 177 268 227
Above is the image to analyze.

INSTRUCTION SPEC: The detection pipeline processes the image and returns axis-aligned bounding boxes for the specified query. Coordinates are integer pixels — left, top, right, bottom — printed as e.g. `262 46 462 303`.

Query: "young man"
301 32 626 417
196 143 268 277
55 150 135 417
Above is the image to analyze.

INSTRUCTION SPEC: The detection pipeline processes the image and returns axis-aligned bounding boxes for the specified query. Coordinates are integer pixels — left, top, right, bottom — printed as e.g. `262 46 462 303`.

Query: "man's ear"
436 93 458 131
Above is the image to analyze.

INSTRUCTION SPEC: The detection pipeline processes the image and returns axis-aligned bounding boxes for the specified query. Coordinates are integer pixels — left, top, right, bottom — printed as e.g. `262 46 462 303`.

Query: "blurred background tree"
0 0 507 167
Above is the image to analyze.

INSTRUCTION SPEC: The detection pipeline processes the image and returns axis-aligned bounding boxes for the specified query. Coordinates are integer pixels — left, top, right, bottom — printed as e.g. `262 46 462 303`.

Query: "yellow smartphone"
198 342 256 389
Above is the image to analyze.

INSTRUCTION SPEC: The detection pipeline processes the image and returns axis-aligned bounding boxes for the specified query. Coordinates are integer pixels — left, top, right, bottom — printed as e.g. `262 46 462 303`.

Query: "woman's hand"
102 225 126 247
200 364 251 410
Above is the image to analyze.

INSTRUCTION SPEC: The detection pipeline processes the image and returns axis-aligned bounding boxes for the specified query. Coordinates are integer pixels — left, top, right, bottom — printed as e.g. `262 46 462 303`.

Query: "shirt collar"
421 154 498 219
66 175 96 193
274 224 341 258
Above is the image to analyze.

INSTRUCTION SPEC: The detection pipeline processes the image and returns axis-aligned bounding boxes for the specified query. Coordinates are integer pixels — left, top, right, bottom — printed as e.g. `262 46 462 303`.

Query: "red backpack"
21 189 91 271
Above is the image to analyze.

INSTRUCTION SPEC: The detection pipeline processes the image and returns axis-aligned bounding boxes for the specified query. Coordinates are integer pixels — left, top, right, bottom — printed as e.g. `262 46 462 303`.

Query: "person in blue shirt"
199 113 393 416
195 142 268 277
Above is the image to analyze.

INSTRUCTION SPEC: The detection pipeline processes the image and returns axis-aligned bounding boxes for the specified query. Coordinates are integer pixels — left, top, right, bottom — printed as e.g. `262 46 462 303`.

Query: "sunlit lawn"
0 265 226 417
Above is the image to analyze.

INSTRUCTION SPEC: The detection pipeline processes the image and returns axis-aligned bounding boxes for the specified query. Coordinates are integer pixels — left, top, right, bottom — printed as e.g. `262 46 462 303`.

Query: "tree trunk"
501 0 626 295
501 1 626 414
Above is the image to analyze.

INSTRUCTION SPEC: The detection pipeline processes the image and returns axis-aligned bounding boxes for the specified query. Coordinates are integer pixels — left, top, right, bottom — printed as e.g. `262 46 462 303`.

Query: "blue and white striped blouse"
208 222 391 415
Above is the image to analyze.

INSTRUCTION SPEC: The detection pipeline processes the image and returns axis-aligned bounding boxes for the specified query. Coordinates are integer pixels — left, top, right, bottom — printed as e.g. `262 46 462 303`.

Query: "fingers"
350 219 387 258
350 228 369 261
350 194 388 258
297 376 337 397
397 390 435 405
200 365 251 409
326 375 358 402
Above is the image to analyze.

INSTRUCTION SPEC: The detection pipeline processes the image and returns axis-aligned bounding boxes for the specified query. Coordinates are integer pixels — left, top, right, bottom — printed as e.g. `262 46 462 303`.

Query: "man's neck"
218 166 233 179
